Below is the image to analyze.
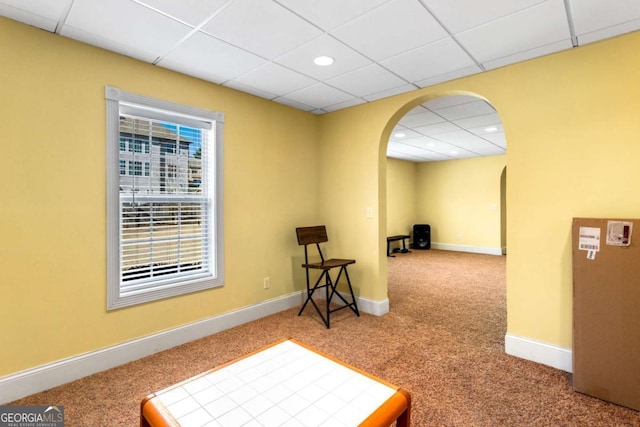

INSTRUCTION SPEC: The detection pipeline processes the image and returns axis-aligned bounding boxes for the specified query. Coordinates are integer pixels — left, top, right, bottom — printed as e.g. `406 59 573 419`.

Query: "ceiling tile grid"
1 0 639 161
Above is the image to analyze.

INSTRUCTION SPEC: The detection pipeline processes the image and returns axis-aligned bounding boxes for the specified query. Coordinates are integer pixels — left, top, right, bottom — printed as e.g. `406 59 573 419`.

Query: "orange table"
141 338 411 426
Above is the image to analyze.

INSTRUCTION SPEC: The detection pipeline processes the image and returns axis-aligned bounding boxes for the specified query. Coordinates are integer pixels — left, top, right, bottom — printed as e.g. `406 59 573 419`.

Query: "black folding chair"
296 225 360 328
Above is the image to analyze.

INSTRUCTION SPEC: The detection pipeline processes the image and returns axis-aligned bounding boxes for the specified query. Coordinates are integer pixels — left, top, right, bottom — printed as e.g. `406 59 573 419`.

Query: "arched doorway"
384 93 507 257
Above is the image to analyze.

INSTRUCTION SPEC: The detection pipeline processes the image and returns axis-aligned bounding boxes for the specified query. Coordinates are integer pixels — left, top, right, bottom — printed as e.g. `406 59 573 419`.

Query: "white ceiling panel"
201 0 323 59
570 0 640 44
483 39 573 70
274 0 391 31
576 17 640 45
223 80 278 100
63 0 192 61
415 65 482 88
332 0 448 61
456 0 571 64
414 122 461 136
281 83 355 109
4 0 639 162
467 124 504 136
433 130 486 145
272 97 315 111
388 142 450 160
422 0 547 33
466 143 505 156
482 132 507 148
452 113 502 129
390 128 425 141
321 97 366 113
570 0 640 37
274 35 372 81
361 84 416 101
380 37 476 83
60 25 160 63
432 100 495 121
0 0 70 31
397 135 441 148
159 32 266 84
230 62 316 97
135 0 230 27
398 109 446 127
326 64 408 97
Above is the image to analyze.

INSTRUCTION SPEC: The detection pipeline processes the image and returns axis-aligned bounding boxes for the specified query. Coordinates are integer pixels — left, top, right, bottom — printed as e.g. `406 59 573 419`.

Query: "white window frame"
105 86 224 310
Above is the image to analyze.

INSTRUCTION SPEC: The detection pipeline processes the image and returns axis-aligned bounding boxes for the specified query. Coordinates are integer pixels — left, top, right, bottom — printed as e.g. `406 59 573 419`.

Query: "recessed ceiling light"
484 126 499 132
394 132 405 138
313 56 334 66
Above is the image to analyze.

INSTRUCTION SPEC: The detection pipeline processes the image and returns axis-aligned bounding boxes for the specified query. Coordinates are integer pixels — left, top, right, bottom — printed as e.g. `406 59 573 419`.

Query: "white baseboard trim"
312 290 389 317
505 333 573 373
0 291 390 404
431 242 503 256
0 292 303 404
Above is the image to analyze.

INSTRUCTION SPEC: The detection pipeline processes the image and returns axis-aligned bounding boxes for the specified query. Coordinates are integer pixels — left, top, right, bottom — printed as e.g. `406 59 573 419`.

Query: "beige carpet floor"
10 250 640 426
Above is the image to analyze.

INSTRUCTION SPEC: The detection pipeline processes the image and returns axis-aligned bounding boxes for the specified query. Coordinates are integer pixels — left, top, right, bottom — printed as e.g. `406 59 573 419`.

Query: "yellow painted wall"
0 18 319 376
318 31 640 350
415 156 506 250
386 158 417 238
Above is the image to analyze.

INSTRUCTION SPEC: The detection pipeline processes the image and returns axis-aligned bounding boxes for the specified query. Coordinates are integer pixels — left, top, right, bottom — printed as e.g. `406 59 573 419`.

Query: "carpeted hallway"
10 250 640 426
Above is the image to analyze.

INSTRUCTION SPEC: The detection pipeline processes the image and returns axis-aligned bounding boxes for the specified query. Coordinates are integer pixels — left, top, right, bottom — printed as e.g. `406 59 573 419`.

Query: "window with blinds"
105 87 224 309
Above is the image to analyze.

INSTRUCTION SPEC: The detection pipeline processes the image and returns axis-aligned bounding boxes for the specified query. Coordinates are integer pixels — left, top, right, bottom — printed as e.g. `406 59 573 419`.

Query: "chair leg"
330 267 360 317
298 270 331 328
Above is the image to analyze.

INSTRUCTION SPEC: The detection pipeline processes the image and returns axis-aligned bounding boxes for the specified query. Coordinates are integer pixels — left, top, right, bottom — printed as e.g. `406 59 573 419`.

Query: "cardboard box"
572 218 640 411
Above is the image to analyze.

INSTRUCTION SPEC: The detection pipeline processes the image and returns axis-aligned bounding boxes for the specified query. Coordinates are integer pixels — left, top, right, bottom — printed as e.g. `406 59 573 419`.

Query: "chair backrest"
296 226 329 264
296 225 328 246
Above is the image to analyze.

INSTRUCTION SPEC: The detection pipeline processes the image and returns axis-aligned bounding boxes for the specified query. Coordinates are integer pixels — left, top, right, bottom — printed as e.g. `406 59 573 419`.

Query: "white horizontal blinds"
118 114 210 292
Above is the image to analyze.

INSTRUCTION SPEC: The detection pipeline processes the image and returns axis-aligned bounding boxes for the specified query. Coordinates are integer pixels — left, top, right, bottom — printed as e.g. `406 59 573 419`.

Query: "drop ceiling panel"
331 0 448 61
380 37 476 83
361 84 416 101
274 35 373 80
398 135 442 148
576 18 640 45
326 64 408 97
570 0 640 44
481 132 507 148
415 65 482 88
432 132 504 155
230 62 316 97
159 32 266 84
0 0 70 31
425 94 481 109
135 0 230 27
414 122 461 136
431 100 495 121
456 0 571 64
467 124 504 136
201 0 323 59
281 83 355 109
321 97 366 113
63 0 191 61
398 109 446 128
482 39 573 70
390 127 425 141
274 0 391 31
452 113 502 129
388 143 450 160
422 0 547 33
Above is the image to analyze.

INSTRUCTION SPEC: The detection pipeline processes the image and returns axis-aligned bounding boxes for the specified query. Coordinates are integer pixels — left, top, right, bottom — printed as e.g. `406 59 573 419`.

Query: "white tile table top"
152 340 399 426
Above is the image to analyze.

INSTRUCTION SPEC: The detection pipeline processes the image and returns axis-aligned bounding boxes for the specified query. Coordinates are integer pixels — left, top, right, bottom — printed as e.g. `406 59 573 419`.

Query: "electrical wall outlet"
263 277 270 289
